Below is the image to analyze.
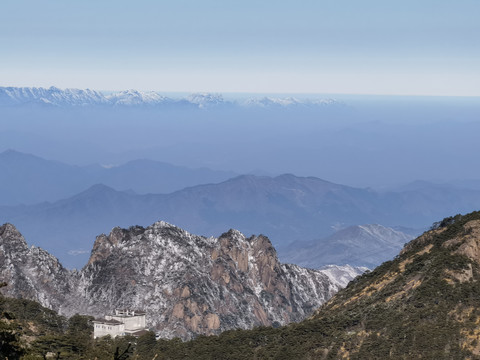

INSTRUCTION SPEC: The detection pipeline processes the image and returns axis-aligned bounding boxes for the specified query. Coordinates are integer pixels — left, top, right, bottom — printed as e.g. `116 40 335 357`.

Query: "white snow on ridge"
318 264 367 288
106 89 169 105
241 96 338 108
357 224 412 246
0 86 108 106
187 93 225 108
0 86 341 109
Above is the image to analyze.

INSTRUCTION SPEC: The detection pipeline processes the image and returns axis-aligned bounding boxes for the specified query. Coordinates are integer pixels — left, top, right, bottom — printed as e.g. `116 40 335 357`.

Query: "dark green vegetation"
4 211 480 358
0 285 141 359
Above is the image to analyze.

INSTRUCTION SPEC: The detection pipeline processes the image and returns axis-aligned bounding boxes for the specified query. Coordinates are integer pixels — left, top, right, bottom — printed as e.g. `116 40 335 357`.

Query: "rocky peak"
0 223 28 248
87 226 132 265
213 230 250 273
451 219 480 261
1 221 362 340
0 224 30 280
0 224 73 311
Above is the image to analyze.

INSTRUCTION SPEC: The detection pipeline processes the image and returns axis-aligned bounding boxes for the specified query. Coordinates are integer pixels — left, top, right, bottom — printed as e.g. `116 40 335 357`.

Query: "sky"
1 0 479 96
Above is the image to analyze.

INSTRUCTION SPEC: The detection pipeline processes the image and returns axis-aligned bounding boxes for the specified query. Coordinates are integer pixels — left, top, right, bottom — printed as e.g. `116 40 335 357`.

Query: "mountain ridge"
0 149 237 205
0 86 341 109
3 169 480 268
0 221 363 340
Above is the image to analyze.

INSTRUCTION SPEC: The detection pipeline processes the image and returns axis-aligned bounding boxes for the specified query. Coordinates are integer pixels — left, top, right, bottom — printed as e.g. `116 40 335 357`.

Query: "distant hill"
0 149 90 205
0 174 384 268
3 173 480 268
279 224 418 268
0 149 236 205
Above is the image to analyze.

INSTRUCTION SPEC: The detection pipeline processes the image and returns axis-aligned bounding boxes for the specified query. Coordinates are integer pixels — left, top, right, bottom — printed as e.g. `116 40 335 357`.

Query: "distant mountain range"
0 86 340 109
0 149 236 205
279 224 418 268
0 174 381 268
3 162 480 268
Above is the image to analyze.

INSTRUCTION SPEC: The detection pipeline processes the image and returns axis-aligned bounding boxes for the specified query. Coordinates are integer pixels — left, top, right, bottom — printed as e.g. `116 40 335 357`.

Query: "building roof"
93 318 123 325
112 309 146 316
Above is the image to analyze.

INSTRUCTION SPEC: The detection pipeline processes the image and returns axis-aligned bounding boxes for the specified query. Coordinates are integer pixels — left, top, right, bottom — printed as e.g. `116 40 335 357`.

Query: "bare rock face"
0 223 74 311
78 222 344 339
0 221 359 340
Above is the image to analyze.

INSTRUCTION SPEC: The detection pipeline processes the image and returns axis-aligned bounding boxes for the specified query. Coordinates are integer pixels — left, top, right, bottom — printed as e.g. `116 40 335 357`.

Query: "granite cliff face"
0 222 362 340
0 224 74 311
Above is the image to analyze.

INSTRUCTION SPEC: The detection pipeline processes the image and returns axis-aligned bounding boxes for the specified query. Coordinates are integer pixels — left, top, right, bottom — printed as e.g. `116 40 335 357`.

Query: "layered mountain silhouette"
0 149 236 205
3 164 480 268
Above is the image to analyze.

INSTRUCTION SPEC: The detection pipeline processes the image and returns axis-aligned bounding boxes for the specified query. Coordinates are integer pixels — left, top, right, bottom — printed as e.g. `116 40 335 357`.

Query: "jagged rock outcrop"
79 222 348 339
0 224 74 311
0 221 361 340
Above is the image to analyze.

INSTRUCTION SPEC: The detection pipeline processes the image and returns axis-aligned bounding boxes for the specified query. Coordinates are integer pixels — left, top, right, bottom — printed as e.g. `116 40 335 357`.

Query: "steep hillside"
0 222 360 340
0 284 105 360
0 284 69 360
298 212 480 358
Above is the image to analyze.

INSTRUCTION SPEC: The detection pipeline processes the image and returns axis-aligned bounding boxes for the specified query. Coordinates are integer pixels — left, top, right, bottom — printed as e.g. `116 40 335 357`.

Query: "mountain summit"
0 221 362 340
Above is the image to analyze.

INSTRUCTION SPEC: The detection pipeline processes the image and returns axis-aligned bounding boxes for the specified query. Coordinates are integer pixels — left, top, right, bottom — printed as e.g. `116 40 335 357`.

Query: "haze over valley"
2 142 480 268
2 87 480 269
2 87 480 189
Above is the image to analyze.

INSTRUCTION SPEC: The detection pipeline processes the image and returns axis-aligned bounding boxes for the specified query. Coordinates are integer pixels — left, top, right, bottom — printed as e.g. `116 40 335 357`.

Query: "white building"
93 309 147 339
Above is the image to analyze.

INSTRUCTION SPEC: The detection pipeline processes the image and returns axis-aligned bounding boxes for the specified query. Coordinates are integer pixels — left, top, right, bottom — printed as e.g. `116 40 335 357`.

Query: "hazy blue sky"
1 0 479 95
